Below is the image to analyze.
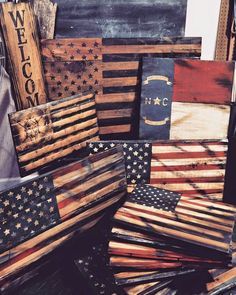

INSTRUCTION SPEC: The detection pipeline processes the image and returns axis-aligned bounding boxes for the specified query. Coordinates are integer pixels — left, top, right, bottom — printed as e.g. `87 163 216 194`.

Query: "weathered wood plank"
32 0 57 39
0 3 47 110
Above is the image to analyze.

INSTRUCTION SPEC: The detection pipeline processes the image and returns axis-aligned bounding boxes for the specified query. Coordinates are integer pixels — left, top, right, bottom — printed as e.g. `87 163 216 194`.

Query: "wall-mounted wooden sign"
0 2 47 110
9 92 99 176
41 37 201 139
0 147 127 288
140 58 234 140
88 140 227 200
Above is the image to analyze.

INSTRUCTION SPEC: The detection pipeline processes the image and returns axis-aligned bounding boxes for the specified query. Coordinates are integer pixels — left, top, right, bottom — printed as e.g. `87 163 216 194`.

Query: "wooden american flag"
88 140 227 200
9 92 99 177
0 147 126 287
41 37 201 140
109 184 236 294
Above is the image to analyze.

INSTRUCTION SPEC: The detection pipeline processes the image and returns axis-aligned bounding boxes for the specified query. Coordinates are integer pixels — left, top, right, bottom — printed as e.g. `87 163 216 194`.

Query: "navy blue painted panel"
55 0 187 38
139 58 174 140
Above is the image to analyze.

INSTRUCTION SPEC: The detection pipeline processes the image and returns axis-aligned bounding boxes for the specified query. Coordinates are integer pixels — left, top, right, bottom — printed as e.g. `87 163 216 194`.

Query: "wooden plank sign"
9 92 100 177
140 58 235 140
41 37 201 139
88 140 227 200
0 2 47 110
0 147 127 288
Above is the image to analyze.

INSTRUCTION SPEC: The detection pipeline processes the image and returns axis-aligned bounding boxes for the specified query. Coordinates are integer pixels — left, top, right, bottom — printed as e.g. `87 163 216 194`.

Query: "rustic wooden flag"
140 58 235 140
0 2 47 110
41 37 201 139
108 184 236 294
88 140 227 200
113 185 236 256
0 147 127 287
9 92 100 177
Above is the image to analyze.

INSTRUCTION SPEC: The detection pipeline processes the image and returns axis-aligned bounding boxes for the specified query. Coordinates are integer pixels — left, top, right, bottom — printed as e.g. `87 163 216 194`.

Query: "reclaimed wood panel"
140 58 234 140
0 147 127 287
41 37 201 139
88 139 227 199
54 0 187 38
9 92 100 177
32 0 57 39
0 3 47 110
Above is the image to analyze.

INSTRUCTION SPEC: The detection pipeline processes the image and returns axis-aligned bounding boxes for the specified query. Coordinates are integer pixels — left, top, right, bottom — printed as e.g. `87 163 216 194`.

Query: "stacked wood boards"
108 184 236 294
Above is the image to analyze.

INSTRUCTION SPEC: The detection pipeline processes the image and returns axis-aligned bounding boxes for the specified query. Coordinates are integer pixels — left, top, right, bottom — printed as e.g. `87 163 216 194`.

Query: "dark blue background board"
140 58 174 139
55 0 187 38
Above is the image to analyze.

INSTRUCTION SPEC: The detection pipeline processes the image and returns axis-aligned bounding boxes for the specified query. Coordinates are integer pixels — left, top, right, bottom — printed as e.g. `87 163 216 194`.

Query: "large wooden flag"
41 37 201 139
88 140 227 200
0 147 127 287
9 92 99 177
0 3 47 110
140 58 234 140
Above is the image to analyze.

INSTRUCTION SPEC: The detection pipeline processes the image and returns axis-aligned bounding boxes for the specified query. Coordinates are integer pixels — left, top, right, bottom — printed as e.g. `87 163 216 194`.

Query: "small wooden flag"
9 92 100 177
0 2 47 110
139 58 235 140
0 147 127 287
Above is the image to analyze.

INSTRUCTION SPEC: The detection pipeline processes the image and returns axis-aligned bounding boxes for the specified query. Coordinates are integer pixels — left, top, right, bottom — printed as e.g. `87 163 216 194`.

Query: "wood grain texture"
9 92 100 176
41 37 201 139
0 147 127 287
54 0 187 38
140 58 234 140
0 3 47 110
32 0 57 39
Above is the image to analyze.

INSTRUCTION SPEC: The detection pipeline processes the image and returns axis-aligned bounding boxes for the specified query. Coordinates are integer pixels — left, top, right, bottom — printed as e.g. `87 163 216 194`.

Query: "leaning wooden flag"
88 140 227 200
0 2 47 110
0 147 127 287
9 92 99 177
41 37 201 139
140 58 234 140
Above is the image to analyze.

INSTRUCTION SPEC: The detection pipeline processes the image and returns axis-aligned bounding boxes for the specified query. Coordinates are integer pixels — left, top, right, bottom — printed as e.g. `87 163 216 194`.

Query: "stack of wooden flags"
108 184 236 294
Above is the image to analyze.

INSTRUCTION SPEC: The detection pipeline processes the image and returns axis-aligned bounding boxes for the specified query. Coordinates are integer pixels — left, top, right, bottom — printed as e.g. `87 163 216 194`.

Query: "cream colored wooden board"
170 102 230 140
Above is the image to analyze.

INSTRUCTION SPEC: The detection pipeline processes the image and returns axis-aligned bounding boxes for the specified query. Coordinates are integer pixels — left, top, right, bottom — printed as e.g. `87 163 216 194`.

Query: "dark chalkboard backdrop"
55 0 187 38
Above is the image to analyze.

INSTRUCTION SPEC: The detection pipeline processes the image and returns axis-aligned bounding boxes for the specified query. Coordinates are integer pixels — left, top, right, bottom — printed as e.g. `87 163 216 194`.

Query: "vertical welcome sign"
0 3 47 110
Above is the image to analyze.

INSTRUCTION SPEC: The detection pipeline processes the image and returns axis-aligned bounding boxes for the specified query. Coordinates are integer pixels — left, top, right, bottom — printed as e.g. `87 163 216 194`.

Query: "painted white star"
93 147 98 152
4 229 10 236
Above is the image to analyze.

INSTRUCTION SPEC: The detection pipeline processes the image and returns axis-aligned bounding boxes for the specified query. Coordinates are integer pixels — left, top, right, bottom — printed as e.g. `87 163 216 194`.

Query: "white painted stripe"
152 144 227 153
151 157 226 166
151 169 225 179
170 102 230 140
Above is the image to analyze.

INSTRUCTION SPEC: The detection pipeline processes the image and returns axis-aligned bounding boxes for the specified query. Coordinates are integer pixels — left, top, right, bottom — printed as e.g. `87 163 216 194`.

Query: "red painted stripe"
150 176 224 184
152 141 227 147
152 151 226 160
151 164 225 172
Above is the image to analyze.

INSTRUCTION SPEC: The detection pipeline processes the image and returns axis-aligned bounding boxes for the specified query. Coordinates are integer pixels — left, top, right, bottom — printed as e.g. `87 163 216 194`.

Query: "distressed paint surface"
55 0 187 38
